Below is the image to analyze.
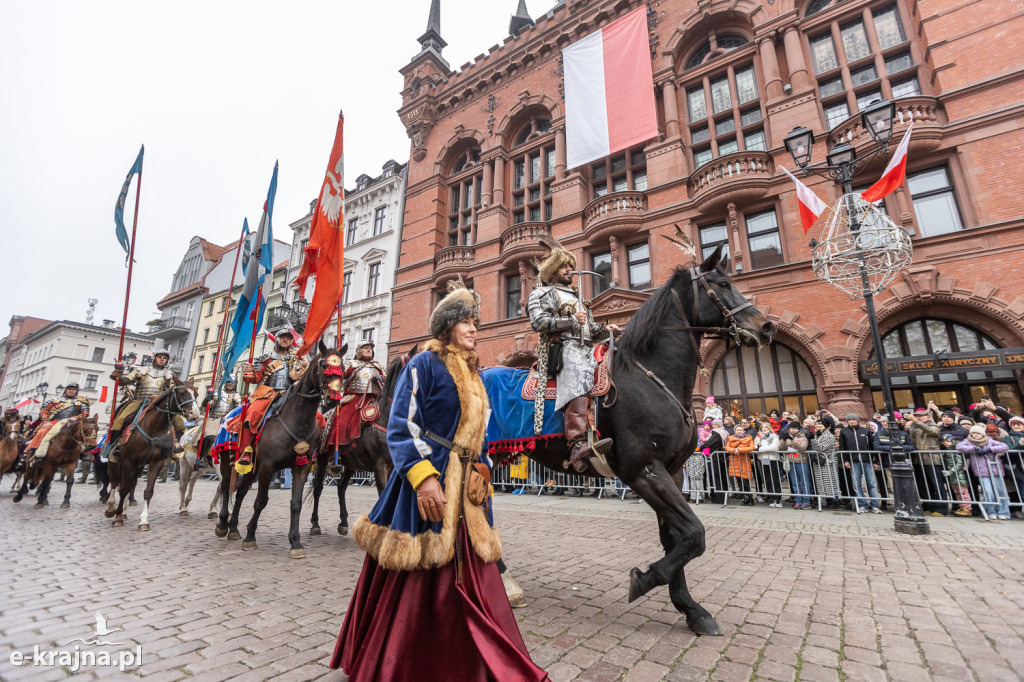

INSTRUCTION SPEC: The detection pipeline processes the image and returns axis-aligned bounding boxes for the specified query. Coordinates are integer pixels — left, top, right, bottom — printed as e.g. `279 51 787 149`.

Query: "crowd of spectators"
684 397 1024 520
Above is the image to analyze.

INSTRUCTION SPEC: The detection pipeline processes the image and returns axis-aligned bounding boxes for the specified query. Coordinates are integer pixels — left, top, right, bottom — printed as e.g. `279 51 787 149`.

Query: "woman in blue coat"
330 281 548 681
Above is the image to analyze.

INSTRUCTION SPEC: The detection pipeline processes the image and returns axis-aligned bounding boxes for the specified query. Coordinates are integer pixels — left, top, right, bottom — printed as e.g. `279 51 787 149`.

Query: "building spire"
509 0 535 37
418 0 447 61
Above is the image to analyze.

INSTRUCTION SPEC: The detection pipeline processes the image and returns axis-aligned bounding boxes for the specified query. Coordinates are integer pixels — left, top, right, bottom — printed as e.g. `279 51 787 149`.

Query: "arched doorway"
710 342 819 418
868 317 1024 413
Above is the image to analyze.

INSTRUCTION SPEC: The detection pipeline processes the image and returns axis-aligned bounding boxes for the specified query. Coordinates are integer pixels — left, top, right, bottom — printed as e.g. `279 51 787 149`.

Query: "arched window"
684 33 749 71
805 0 837 17
867 318 1023 413
447 145 483 246
711 342 819 419
510 117 555 225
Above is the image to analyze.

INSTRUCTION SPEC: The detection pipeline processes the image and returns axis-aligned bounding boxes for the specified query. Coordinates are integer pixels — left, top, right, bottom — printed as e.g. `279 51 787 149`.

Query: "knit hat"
914 407 928 415
968 424 988 444
1009 416 1024 427
845 413 859 421
958 416 975 427
706 396 716 405
941 410 954 419
712 418 723 427
535 235 576 285
428 278 481 339
985 423 1000 438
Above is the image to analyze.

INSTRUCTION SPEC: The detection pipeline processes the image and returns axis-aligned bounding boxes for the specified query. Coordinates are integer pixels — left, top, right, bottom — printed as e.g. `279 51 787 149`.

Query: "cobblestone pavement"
1 478 1023 681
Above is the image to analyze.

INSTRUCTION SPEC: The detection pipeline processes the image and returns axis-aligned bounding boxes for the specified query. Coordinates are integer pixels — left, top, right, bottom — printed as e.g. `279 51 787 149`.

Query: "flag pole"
235 284 264 453
197 225 248 444
107 151 144 438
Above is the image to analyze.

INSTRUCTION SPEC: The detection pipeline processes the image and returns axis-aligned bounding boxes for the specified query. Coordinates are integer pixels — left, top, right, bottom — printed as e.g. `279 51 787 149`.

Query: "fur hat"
1009 416 1024 427
535 235 576 285
429 278 481 340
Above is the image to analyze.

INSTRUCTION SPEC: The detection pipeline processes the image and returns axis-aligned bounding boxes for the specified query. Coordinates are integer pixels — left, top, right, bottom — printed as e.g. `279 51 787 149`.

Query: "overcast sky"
0 1 549 335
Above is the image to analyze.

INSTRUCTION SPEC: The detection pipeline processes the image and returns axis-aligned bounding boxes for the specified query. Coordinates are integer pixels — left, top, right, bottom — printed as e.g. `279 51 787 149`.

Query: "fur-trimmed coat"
353 339 501 571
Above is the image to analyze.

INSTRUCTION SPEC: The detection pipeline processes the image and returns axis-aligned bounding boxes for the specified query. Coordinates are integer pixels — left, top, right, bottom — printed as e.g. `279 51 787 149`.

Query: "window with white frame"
373 207 387 235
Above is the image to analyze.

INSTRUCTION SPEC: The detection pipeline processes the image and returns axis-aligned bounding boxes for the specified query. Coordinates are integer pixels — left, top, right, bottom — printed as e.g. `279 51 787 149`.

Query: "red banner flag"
99 386 109 403
298 113 346 356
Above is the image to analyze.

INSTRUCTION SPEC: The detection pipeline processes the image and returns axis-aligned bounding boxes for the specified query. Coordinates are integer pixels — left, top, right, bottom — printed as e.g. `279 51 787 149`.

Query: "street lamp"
36 382 50 407
56 384 65 396
785 99 930 536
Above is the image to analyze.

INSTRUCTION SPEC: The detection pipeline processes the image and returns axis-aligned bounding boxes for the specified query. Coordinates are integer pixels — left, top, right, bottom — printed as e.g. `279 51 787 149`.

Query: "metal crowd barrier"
676 449 1023 518
490 455 627 500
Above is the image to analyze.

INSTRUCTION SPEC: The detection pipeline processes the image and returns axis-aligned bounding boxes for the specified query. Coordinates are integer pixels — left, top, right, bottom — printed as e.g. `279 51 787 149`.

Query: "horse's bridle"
633 267 755 431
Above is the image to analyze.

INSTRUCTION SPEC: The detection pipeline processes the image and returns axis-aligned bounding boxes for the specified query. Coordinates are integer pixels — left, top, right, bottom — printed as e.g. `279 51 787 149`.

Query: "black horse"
308 343 419 537
215 341 341 558
491 245 774 634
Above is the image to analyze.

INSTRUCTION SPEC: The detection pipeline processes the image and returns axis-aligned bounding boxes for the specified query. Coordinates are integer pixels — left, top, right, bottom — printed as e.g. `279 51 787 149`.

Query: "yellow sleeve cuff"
407 460 441 490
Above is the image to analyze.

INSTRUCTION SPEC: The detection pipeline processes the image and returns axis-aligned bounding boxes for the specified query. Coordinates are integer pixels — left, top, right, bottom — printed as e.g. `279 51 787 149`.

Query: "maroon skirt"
331 521 548 682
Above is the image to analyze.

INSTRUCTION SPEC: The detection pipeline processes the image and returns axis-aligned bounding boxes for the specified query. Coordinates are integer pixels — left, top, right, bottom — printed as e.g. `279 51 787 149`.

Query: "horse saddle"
521 345 611 401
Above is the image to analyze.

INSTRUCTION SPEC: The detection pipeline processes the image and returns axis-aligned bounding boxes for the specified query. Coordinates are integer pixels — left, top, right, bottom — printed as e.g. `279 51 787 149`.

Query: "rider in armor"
200 377 243 431
234 329 308 471
25 384 91 461
108 348 183 452
332 341 386 449
528 237 620 473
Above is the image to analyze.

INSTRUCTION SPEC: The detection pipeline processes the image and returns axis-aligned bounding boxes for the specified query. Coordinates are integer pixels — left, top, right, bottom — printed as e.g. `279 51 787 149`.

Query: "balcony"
149 315 193 338
827 96 945 155
433 245 476 281
583 191 647 240
500 222 551 265
687 151 773 211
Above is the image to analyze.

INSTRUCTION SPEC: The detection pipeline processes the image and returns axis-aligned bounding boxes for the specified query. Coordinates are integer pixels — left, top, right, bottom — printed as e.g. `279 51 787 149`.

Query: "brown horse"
307 343 419 536
1 412 26 488
104 383 199 529
215 342 342 558
13 415 99 508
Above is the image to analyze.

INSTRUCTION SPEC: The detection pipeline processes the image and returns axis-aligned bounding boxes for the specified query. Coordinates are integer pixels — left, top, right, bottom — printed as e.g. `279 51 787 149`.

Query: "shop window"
711 343 818 419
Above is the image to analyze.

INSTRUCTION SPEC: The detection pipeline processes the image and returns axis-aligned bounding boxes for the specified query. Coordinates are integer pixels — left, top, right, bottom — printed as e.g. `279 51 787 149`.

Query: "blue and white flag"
222 163 278 384
240 218 252 277
114 145 144 260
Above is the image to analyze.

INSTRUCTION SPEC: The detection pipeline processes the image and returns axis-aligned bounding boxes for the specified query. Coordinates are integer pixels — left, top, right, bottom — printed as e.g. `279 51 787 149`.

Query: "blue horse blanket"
482 366 563 458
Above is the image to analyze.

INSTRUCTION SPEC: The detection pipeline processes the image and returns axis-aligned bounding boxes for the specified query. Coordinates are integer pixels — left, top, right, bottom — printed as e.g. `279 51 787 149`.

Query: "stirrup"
569 438 613 473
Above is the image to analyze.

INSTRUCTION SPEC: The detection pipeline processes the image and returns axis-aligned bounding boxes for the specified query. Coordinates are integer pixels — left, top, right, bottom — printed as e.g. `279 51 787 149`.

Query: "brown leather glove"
416 475 447 523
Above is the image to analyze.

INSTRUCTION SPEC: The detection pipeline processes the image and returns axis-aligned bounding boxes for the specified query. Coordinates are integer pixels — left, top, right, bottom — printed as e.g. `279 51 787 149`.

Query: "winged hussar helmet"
535 235 577 285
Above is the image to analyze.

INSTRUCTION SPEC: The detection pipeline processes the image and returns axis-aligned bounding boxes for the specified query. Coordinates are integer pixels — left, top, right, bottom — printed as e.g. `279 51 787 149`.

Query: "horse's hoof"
179 510 189 517
309 526 321 536
338 524 348 536
628 567 645 603
207 512 217 519
227 531 241 541
60 502 70 509
99 493 109 503
13 495 22 503
214 525 228 538
289 548 306 559
502 573 527 608
129 500 137 507
242 540 257 551
112 519 124 527
687 614 723 636
138 524 150 531
33 502 44 510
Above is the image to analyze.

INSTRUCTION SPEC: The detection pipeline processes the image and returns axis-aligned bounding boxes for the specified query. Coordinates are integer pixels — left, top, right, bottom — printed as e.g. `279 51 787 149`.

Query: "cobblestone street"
1 478 1022 681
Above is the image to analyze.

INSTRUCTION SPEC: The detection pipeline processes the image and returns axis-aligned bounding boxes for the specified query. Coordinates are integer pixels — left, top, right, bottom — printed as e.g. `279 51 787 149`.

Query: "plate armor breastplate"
348 361 384 394
51 400 87 420
209 392 241 419
134 367 174 401
264 351 294 390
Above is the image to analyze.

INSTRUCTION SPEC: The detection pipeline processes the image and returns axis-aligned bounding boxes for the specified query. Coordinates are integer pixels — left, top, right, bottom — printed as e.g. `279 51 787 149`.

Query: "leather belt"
423 429 475 461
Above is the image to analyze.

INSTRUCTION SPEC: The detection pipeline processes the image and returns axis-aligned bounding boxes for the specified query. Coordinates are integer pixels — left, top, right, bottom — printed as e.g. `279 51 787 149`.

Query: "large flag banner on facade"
563 6 658 169
222 164 278 382
861 124 913 203
298 112 346 356
781 167 829 233
114 145 144 258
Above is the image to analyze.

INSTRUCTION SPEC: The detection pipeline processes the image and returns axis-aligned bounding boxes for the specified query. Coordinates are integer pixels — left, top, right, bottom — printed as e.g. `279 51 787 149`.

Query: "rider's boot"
565 397 612 474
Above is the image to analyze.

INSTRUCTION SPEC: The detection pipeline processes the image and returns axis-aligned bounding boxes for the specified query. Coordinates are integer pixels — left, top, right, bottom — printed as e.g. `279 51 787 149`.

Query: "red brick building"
390 0 1024 419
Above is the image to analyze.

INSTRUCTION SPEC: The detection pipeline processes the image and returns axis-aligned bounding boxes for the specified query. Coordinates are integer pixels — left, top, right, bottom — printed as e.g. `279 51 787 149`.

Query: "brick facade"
390 0 1024 419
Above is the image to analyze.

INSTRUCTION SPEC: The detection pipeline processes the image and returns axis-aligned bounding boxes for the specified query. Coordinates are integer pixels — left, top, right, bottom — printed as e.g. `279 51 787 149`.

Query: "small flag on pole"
781 167 829 233
563 6 658 169
15 397 39 410
861 124 913 203
114 145 144 259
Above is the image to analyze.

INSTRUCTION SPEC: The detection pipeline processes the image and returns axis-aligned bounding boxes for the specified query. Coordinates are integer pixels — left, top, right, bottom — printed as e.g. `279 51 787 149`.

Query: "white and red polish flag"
563 6 658 169
861 124 913 203
781 167 829 233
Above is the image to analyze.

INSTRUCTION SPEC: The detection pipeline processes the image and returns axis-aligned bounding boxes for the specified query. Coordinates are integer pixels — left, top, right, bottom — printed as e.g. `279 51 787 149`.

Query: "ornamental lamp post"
785 99 930 535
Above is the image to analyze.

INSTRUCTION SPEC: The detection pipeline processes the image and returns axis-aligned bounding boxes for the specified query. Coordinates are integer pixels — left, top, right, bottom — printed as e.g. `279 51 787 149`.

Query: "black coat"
840 425 874 462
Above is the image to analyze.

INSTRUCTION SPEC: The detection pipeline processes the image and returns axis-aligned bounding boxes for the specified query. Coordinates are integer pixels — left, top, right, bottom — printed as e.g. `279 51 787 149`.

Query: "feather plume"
661 223 697 261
